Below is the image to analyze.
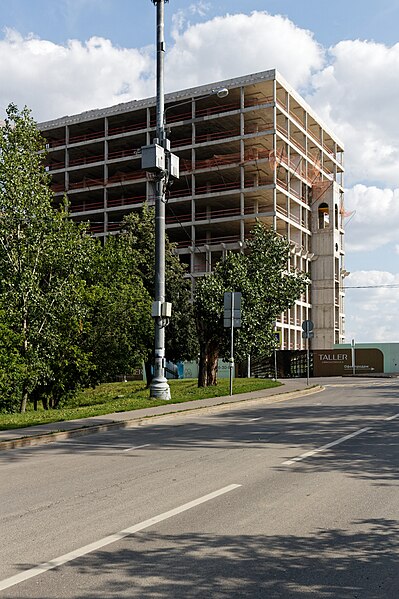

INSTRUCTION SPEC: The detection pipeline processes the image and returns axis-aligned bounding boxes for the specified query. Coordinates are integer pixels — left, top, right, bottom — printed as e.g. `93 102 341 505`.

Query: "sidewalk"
0 379 321 451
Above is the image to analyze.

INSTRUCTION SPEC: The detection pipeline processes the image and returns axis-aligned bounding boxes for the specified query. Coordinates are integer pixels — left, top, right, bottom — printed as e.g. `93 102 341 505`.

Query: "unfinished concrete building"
39 69 346 350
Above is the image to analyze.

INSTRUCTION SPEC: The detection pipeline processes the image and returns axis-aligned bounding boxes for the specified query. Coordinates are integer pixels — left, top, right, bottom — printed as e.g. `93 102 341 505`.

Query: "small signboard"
302 320 314 339
313 349 383 377
223 292 242 328
274 330 282 347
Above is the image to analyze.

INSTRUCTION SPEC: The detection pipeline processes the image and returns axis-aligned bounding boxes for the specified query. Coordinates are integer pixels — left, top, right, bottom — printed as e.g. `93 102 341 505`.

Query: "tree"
83 233 153 385
194 222 310 387
0 317 25 413
119 205 198 382
0 104 94 412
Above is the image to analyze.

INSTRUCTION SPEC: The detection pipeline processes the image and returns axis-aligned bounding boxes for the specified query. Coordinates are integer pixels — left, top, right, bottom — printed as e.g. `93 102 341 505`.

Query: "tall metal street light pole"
142 0 175 400
151 0 169 400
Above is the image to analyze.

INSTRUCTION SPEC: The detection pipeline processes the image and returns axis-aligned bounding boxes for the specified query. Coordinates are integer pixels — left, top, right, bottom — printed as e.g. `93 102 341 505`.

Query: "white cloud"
0 29 154 121
309 40 399 187
344 184 399 252
0 13 324 122
345 270 399 342
166 12 324 92
171 1 211 37
189 2 211 17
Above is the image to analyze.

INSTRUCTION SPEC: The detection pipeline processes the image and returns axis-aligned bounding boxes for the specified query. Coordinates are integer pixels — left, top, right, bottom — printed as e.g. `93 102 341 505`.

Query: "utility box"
141 143 165 173
151 301 172 318
161 302 172 318
169 152 180 179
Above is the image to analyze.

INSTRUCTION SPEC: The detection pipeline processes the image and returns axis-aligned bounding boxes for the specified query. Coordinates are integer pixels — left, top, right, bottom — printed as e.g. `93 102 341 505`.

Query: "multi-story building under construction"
39 69 346 351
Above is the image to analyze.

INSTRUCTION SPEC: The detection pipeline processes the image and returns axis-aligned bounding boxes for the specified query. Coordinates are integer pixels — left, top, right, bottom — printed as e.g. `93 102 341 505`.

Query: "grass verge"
0 378 281 431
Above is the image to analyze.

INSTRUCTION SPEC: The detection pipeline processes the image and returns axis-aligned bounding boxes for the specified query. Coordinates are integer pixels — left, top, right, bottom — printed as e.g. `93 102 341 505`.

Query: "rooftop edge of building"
38 68 344 149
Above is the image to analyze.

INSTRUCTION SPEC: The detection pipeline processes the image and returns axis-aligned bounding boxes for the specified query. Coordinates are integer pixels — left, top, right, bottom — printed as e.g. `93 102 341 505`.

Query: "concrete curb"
0 385 323 452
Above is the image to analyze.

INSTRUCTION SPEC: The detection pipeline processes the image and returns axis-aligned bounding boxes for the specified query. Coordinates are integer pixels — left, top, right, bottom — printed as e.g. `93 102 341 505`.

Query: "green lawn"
0 378 281 431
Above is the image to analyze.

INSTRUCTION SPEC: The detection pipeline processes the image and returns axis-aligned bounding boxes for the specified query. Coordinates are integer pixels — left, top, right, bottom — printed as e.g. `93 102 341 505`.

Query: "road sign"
223 292 242 328
224 292 242 396
274 330 282 347
302 320 314 341
302 330 314 339
302 320 314 333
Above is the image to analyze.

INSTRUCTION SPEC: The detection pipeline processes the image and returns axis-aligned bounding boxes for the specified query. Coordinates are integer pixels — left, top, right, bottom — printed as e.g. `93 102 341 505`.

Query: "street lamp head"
215 88 229 98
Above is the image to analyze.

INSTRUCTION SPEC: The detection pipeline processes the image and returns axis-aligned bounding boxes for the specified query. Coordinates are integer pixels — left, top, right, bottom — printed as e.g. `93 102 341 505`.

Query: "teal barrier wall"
334 343 399 373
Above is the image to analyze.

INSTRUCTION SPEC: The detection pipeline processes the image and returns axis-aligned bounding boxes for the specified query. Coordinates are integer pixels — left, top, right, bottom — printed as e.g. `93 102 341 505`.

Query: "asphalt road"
0 377 398 598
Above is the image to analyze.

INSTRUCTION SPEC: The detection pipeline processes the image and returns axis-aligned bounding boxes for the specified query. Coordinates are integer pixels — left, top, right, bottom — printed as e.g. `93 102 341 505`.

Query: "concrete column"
272 77 277 230
65 125 69 192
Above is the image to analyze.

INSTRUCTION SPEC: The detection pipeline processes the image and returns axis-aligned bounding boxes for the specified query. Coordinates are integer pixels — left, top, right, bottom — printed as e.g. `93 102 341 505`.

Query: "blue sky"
1 0 399 343
3 0 399 48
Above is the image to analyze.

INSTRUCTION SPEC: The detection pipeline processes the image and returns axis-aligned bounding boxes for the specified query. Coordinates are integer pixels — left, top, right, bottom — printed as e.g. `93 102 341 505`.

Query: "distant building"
39 69 346 350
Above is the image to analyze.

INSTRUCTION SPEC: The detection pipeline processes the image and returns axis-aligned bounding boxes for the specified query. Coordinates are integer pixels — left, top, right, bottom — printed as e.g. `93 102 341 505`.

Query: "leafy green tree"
83 233 153 384
0 318 25 413
0 104 94 412
194 222 310 386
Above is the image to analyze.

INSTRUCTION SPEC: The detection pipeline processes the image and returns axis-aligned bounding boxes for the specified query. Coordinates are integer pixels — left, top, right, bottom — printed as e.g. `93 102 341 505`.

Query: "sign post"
224 292 242 396
351 338 356 376
273 328 281 380
301 320 314 385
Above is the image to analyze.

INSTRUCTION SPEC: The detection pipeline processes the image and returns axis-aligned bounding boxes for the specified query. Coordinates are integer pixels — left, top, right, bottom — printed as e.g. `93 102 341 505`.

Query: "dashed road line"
0 484 241 592
385 413 399 421
282 427 372 466
122 443 151 452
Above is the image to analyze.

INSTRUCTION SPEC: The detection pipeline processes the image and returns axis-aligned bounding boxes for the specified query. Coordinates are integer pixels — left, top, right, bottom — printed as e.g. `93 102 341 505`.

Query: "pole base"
150 378 171 400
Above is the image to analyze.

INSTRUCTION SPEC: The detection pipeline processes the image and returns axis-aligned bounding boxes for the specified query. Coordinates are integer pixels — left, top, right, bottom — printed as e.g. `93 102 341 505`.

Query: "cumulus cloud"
167 12 324 91
0 12 324 121
0 28 154 121
309 40 399 187
344 184 399 252
345 270 399 342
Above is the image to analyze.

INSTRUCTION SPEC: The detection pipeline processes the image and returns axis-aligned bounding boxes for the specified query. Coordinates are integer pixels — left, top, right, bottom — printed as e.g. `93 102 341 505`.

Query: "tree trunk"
198 344 208 387
20 312 29 413
206 342 219 386
20 384 28 413
198 341 219 387
144 360 153 388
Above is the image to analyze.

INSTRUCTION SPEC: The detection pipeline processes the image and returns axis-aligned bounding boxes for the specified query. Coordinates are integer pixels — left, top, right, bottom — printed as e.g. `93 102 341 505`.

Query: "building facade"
39 69 346 350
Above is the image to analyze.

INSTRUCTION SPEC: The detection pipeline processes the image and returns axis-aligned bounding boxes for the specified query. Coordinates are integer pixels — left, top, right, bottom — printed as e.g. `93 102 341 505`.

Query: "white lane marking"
122 444 151 452
385 413 399 421
59 442 127 450
282 427 371 466
0 484 241 592
248 417 262 422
